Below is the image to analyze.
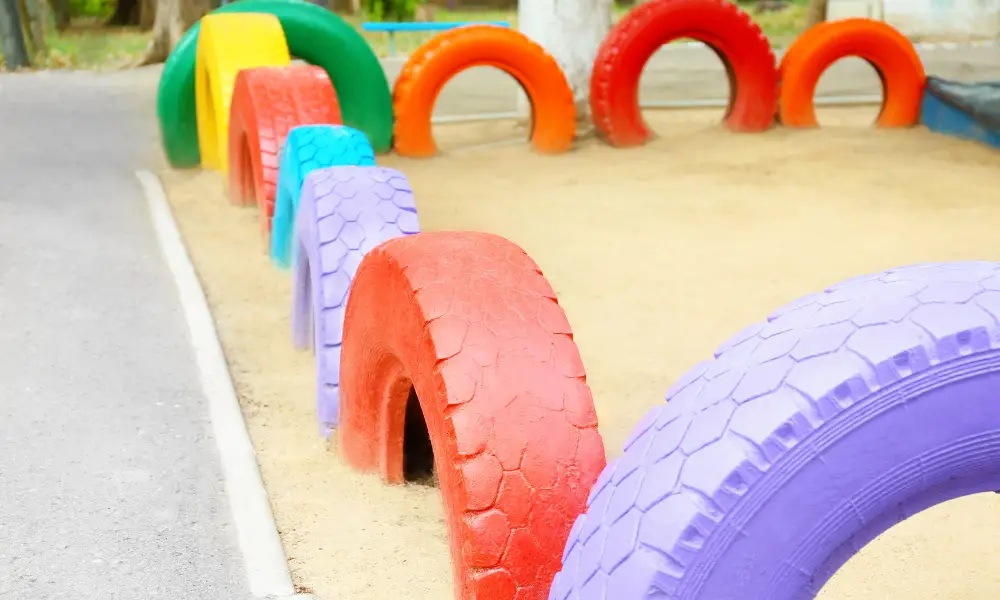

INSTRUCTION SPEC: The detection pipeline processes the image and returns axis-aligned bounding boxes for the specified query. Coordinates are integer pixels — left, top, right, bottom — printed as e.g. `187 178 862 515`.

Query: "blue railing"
361 21 512 57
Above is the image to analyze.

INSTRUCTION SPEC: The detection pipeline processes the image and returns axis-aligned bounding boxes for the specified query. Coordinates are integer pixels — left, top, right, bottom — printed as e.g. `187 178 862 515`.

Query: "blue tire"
270 124 376 269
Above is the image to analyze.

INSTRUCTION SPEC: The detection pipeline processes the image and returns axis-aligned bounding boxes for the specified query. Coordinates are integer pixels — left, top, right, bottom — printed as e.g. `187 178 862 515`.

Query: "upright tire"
270 125 376 270
195 13 290 173
393 25 576 157
550 261 1000 600
590 0 778 147
290 166 420 435
226 65 342 239
778 19 925 127
339 231 607 600
157 0 392 168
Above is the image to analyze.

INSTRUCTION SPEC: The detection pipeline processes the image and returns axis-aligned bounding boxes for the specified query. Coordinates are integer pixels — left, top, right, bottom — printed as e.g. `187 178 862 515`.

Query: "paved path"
0 71 249 600
378 42 1000 117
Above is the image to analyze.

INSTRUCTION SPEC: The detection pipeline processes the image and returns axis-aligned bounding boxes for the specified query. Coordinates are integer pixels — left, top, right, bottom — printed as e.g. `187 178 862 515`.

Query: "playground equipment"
152 0 1000 596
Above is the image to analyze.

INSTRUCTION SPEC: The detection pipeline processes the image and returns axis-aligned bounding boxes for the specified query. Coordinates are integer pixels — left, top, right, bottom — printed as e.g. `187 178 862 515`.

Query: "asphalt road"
0 71 249 599
377 41 1000 117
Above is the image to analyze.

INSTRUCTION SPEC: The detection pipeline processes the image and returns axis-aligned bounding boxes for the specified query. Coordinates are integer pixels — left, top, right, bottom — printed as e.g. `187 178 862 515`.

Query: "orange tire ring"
339 231 607 599
227 64 342 236
590 0 778 147
778 19 926 127
392 25 576 158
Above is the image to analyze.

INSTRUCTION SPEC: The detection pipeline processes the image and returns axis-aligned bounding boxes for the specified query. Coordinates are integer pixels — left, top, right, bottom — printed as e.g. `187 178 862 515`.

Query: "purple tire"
290 166 420 436
550 261 1000 600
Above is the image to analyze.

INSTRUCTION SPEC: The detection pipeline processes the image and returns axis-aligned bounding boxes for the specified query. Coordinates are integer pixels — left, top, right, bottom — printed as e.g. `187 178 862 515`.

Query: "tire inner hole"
403 386 436 486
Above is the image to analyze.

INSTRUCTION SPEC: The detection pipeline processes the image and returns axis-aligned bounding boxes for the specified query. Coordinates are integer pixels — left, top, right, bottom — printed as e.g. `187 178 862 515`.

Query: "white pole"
516 0 614 132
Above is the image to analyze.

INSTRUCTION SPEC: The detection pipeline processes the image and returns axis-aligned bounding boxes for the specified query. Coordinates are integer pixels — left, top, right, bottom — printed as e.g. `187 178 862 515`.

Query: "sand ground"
160 108 1000 600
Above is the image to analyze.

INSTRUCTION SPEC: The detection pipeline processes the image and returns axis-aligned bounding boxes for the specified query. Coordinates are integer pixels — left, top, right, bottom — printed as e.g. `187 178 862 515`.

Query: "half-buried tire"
778 19 925 127
339 230 608 600
226 65 342 240
590 0 778 147
290 166 420 435
270 125 376 269
393 25 576 158
550 261 1000 600
195 13 291 173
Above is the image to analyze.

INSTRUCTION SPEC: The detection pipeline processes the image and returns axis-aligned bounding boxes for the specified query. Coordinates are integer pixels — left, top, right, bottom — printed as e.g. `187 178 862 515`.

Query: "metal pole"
0 0 30 69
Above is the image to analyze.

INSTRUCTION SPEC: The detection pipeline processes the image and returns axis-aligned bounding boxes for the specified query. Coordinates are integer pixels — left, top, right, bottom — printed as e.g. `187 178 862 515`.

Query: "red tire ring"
590 0 778 147
227 64 342 237
339 231 607 600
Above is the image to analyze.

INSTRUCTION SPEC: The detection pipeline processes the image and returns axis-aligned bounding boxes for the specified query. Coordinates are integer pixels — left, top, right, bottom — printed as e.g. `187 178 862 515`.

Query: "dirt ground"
160 108 1000 600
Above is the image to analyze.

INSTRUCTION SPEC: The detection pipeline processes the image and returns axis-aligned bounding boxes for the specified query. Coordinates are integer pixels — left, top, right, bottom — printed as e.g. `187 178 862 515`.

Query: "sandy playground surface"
160 108 1000 600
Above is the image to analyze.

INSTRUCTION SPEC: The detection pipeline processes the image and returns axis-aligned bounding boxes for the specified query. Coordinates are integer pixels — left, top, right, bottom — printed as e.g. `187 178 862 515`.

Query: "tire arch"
550 261 1000 600
226 65 342 238
339 231 607 599
392 25 576 158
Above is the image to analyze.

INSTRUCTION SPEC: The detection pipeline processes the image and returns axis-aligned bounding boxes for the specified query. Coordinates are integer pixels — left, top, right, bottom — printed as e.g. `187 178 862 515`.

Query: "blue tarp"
921 76 1000 150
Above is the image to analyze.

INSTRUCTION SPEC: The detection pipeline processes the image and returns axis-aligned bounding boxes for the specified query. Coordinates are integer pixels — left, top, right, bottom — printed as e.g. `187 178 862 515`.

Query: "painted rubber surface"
290 166 419 435
270 125 376 270
195 13 290 172
550 261 1000 600
157 0 392 168
590 0 777 147
393 25 576 157
779 19 925 127
339 231 607 600
226 65 342 238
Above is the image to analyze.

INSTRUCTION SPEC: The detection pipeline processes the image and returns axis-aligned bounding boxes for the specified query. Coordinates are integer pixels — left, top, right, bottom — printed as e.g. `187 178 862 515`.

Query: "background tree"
0 0 30 68
805 0 827 26
48 0 69 30
135 0 208 65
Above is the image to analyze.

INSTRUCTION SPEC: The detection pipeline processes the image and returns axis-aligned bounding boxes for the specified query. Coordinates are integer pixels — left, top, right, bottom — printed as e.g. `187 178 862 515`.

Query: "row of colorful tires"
156 0 928 169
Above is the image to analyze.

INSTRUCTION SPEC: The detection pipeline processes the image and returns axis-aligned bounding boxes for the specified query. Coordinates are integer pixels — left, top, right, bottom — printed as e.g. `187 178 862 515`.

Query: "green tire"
157 0 393 167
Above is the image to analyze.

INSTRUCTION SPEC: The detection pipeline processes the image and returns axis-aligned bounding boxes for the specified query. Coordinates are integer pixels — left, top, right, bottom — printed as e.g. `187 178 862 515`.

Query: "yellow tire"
195 13 290 173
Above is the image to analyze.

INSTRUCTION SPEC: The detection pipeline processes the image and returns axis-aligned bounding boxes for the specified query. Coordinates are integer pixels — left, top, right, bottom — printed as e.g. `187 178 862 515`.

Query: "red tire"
227 65 342 238
339 231 607 600
590 0 778 147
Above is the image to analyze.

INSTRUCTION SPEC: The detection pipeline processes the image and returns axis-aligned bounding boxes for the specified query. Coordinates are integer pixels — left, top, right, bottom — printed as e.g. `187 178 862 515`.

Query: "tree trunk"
48 0 69 30
15 0 37 56
0 0 30 68
24 0 45 55
107 0 139 25
140 0 155 30
805 0 828 27
134 0 207 66
517 0 613 135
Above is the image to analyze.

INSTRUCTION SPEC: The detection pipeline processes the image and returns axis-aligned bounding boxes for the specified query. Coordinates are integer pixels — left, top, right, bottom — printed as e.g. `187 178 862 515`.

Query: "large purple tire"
290 166 420 436
550 261 1000 600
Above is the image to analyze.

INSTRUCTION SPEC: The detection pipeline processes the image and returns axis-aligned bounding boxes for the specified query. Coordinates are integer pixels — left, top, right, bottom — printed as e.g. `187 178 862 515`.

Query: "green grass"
1 1 807 70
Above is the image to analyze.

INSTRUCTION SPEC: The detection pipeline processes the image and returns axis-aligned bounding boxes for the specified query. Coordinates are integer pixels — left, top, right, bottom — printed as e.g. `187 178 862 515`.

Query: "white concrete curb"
136 170 299 599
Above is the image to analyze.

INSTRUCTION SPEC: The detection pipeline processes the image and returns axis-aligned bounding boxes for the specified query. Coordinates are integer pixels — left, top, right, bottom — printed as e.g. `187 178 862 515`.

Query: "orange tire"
392 25 576 158
227 65 342 239
778 19 926 127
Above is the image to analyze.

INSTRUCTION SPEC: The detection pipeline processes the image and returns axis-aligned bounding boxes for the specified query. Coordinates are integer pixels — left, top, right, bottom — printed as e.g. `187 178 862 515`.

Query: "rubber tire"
590 0 778 147
550 261 1000 600
778 19 926 127
226 65 342 239
290 166 420 435
195 13 290 173
270 125 376 270
339 230 607 600
157 0 392 168
393 25 576 158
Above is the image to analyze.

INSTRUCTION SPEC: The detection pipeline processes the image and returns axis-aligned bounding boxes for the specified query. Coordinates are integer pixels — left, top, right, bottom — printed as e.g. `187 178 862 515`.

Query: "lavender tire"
550 261 1000 600
290 166 420 436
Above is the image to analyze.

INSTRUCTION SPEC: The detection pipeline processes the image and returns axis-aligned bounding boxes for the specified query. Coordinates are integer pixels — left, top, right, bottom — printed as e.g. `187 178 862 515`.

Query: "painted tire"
779 19 925 127
270 125 376 270
393 25 576 157
226 65 342 238
590 0 777 147
290 166 419 435
339 231 607 600
157 0 392 168
550 261 1000 600
195 13 290 172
